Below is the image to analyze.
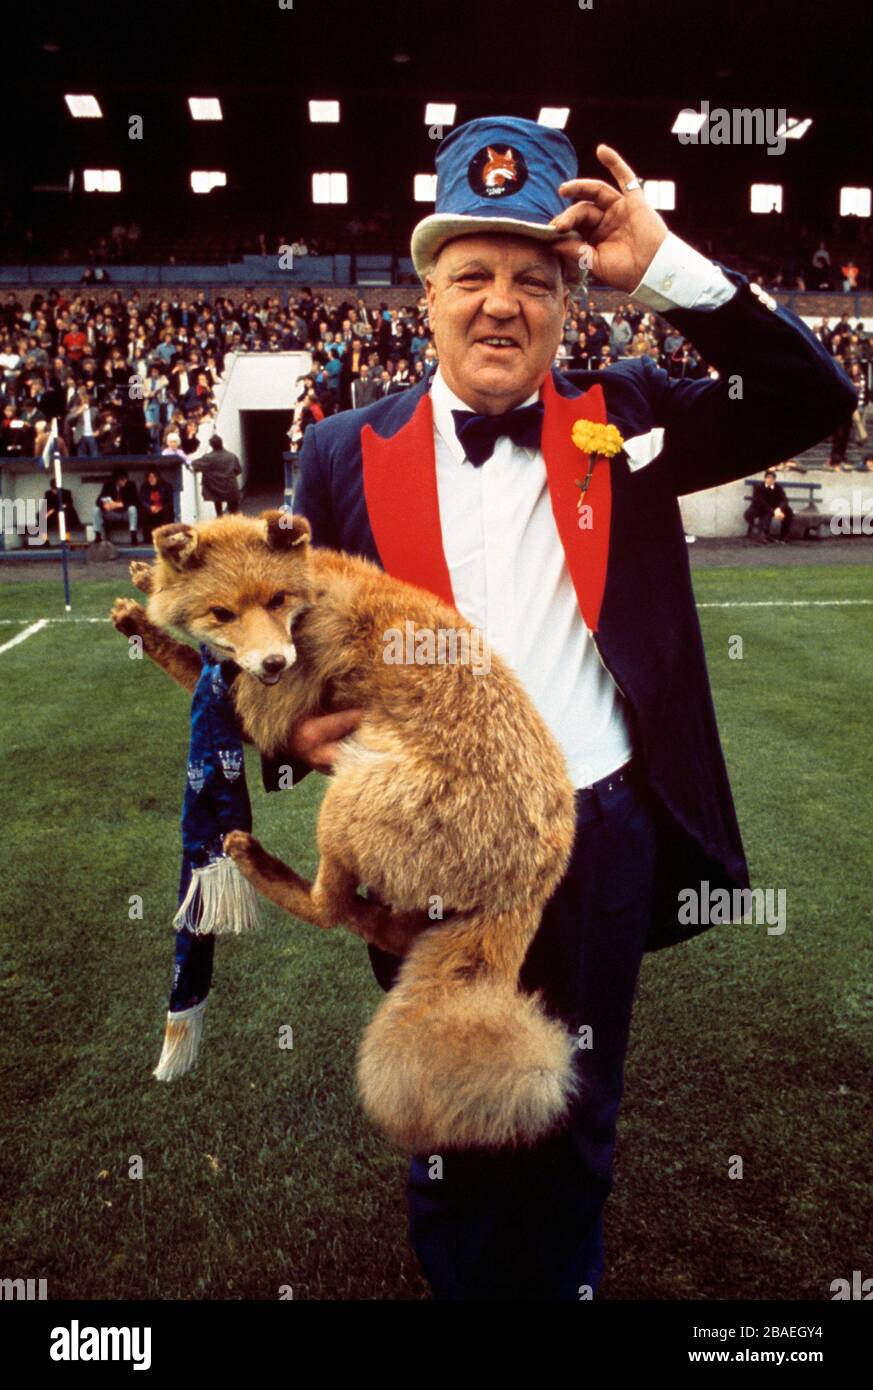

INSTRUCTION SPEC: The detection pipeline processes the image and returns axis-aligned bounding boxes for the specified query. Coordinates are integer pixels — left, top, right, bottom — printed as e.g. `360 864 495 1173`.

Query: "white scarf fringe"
172 854 262 936
153 999 207 1081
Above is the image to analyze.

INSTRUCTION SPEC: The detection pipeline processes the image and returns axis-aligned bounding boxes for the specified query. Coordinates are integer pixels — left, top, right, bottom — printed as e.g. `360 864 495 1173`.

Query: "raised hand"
550 144 669 294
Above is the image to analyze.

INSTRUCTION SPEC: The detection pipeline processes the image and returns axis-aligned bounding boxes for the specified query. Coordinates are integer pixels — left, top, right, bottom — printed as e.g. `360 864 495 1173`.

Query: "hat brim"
411 213 565 279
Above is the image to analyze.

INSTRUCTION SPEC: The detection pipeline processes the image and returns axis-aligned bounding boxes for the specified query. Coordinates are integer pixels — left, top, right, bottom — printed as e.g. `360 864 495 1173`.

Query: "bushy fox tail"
356 905 578 1152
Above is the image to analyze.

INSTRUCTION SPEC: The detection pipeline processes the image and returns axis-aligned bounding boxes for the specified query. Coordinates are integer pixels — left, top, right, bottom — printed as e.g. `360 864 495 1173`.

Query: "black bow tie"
451 401 544 466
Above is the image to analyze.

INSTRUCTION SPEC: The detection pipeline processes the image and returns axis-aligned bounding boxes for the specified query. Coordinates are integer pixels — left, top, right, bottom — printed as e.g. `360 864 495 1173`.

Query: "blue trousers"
368 767 659 1300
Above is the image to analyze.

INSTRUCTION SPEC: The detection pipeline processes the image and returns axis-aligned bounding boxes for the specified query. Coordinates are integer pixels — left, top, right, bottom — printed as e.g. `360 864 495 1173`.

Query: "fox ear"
486 147 496 159
153 523 199 570
261 510 311 551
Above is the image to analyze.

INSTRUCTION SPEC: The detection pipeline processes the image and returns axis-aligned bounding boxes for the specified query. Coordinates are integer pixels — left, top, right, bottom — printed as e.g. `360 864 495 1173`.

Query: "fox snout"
241 641 297 684
258 650 293 684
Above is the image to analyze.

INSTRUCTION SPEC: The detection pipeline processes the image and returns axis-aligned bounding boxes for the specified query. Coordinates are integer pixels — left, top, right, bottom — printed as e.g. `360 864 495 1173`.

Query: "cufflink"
749 282 777 311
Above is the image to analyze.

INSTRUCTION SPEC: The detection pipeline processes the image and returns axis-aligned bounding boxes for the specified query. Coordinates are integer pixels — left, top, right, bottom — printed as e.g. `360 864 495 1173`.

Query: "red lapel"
361 374 613 631
361 391 455 607
541 372 612 634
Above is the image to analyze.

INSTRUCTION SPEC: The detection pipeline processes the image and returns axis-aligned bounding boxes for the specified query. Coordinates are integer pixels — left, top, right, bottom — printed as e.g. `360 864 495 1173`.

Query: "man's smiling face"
425 234 569 415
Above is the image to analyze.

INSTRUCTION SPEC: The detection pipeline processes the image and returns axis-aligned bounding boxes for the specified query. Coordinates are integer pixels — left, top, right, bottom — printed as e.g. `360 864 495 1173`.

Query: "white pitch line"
0 618 49 654
0 616 112 625
0 600 871 631
696 599 873 609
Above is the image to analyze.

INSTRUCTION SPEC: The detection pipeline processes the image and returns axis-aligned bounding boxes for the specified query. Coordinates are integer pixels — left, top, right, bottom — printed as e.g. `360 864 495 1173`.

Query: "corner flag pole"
43 421 71 612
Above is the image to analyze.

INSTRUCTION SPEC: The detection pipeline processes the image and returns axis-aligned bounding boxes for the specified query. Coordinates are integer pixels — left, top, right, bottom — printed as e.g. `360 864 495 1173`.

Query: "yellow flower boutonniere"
571 420 625 509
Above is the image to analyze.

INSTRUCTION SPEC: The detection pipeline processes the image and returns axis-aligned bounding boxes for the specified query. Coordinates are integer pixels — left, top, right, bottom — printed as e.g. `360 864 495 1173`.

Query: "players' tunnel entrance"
239 409 293 511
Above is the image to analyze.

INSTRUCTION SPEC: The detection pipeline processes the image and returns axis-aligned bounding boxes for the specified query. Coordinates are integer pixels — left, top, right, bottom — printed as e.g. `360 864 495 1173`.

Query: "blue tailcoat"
267 268 853 951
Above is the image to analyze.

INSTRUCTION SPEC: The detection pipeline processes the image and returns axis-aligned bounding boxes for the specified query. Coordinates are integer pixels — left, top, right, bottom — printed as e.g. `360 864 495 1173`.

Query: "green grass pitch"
0 564 870 1300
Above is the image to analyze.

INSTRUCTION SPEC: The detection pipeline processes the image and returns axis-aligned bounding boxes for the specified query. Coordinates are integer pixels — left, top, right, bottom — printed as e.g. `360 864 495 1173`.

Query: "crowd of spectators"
5 203 870 291
813 314 871 466
0 280 869 467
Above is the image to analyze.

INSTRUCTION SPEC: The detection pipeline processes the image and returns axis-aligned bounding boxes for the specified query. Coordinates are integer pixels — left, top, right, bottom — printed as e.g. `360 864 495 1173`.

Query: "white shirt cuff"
632 231 736 313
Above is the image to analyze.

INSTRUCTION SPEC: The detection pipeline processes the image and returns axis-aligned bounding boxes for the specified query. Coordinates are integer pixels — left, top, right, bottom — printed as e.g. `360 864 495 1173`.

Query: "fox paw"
129 560 153 594
224 830 266 871
110 597 146 635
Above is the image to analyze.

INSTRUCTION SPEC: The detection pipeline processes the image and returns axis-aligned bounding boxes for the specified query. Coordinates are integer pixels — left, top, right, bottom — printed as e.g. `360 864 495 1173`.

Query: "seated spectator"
182 370 214 416
96 406 124 456
0 404 30 455
33 419 67 462
43 483 81 541
138 468 175 542
62 319 87 362
410 328 430 364
630 328 655 357
18 389 46 438
94 468 139 544
421 343 438 374
391 358 413 389
744 469 794 543
179 417 201 456
663 327 685 359
841 259 859 292
584 319 608 368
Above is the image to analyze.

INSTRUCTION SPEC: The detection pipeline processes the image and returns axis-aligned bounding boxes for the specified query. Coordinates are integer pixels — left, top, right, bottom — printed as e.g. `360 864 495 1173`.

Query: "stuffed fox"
112 510 578 1152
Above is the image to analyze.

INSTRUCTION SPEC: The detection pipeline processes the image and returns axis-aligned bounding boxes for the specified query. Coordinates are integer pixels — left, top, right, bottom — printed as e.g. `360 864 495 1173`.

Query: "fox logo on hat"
483 147 516 187
411 115 578 278
470 145 527 197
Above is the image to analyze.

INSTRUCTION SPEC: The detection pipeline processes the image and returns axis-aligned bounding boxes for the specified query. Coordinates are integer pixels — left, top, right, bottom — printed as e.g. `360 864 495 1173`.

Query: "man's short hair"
764 468 776 478
209 434 222 450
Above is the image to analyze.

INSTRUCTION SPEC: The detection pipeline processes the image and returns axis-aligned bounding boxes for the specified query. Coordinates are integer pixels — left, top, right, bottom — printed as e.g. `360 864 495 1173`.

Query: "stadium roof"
5 0 872 248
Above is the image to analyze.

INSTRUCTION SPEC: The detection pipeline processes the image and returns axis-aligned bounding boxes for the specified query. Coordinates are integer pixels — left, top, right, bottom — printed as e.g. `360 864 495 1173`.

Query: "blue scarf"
153 646 261 1081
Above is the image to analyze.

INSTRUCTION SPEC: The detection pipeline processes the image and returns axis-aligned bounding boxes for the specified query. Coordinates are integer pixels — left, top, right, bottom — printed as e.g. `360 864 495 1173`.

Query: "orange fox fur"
111 511 578 1152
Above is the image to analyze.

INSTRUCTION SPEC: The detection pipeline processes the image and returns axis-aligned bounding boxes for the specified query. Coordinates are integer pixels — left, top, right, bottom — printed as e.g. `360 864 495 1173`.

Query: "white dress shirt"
430 233 734 789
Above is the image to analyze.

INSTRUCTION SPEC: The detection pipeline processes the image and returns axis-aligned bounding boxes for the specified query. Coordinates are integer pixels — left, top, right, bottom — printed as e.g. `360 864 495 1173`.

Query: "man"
351 364 379 410
583 316 608 368
609 309 632 356
43 482 80 542
94 469 138 544
67 385 99 457
744 468 794 542
264 116 853 1300
341 336 367 409
188 433 241 516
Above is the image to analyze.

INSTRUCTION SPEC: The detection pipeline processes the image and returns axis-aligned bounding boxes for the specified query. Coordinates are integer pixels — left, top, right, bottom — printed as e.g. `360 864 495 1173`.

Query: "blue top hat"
411 116 578 278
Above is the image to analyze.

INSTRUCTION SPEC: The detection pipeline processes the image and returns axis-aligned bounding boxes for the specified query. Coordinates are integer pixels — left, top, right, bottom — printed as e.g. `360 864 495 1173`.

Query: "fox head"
482 147 517 188
148 510 312 685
